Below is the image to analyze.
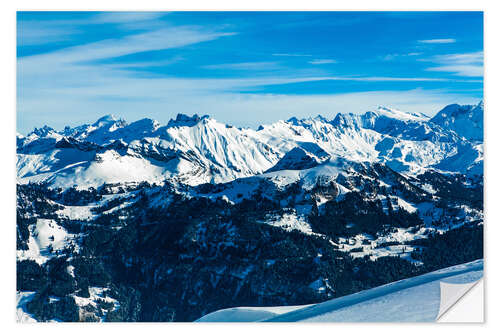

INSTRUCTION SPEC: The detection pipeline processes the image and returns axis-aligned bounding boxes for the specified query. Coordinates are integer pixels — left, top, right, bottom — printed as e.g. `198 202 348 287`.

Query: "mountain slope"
16 173 483 322
431 101 483 141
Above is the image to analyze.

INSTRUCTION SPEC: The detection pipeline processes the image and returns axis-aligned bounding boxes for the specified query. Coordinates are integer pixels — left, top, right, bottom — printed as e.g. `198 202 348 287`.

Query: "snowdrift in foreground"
196 259 483 322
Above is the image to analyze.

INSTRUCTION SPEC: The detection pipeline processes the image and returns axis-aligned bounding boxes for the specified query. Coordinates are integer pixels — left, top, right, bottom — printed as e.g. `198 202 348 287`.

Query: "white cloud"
382 53 422 61
18 45 480 133
272 53 312 57
17 12 170 46
17 20 81 46
308 59 337 65
89 12 171 31
315 76 475 83
17 37 482 133
102 57 184 69
17 24 239 133
17 85 481 134
202 62 280 70
431 52 483 64
16 20 481 133
19 27 236 70
91 12 167 24
426 65 483 77
382 54 397 61
418 38 456 44
424 51 483 77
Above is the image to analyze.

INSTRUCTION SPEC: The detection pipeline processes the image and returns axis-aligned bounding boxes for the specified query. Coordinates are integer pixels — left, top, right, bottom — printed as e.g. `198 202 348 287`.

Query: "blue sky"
17 11 483 134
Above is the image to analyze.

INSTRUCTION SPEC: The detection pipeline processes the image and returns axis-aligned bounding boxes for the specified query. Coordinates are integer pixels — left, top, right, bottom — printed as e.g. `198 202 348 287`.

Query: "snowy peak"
111 118 160 142
286 116 306 126
59 114 127 144
286 115 332 128
331 113 363 129
373 106 430 122
53 116 161 146
432 104 473 121
29 125 57 138
330 107 429 133
313 115 330 123
89 114 127 133
266 142 330 173
92 114 120 127
127 118 160 132
167 113 210 128
431 101 483 141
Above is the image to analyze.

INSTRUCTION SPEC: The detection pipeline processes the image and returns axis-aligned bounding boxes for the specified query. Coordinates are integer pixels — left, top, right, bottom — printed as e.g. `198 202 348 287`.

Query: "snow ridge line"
264 259 483 322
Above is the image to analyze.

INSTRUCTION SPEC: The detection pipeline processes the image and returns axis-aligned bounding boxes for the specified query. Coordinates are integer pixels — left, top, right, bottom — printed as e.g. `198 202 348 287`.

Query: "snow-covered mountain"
431 101 483 142
17 102 483 189
16 102 484 322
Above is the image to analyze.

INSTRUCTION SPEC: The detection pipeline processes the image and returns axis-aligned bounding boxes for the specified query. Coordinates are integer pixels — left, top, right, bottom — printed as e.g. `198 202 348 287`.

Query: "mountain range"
16 101 484 322
17 101 484 189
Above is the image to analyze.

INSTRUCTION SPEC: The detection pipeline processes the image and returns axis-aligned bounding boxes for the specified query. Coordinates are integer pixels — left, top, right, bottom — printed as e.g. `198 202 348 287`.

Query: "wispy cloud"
17 20 81 46
16 13 482 133
272 53 312 57
90 12 170 30
423 51 483 77
17 84 481 133
91 12 167 24
20 27 236 69
308 59 337 65
381 52 422 61
17 20 480 133
430 52 483 64
17 23 240 132
427 65 483 77
103 57 184 69
202 62 280 70
17 12 171 46
418 38 456 44
17 51 481 134
318 76 466 82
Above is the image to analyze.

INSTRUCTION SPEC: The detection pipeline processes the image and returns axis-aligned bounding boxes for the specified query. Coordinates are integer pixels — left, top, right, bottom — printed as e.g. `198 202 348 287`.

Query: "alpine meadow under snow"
16 102 484 322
